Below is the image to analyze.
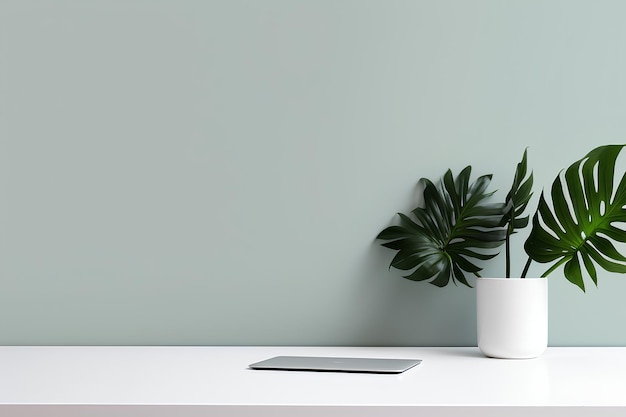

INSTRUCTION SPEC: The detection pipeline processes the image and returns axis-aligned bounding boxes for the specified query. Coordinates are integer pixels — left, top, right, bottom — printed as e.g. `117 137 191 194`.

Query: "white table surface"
0 346 625 416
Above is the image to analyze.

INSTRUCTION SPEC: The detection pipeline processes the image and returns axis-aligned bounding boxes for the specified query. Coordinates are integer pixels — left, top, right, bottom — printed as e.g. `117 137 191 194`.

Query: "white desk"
0 346 625 416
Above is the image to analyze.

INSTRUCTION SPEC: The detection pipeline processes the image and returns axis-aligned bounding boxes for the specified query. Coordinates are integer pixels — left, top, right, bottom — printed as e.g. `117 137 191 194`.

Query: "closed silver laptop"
249 355 422 374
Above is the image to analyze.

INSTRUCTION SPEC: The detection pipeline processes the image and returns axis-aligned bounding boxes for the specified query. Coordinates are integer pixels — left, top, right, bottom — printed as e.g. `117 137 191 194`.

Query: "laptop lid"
248 355 422 374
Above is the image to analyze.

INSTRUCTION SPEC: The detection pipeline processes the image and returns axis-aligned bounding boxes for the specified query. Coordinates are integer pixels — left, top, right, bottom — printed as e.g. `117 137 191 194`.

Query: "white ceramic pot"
476 278 548 359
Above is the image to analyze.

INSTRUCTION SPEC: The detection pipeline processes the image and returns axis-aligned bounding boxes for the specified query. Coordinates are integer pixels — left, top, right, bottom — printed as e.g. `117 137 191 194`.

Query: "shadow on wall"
347 241 478 347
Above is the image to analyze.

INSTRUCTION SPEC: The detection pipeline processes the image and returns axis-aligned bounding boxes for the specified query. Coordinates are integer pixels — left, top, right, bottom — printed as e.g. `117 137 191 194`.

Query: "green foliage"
524 145 626 292
501 149 534 235
378 144 626 292
376 167 506 287
501 149 534 277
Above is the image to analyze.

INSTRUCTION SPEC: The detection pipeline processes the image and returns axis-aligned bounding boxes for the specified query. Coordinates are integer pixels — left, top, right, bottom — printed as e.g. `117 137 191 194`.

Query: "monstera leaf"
502 149 534 234
501 149 534 277
524 145 626 291
377 167 506 287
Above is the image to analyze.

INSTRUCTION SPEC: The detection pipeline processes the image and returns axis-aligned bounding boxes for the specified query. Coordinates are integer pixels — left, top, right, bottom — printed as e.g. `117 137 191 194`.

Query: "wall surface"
1 0 626 346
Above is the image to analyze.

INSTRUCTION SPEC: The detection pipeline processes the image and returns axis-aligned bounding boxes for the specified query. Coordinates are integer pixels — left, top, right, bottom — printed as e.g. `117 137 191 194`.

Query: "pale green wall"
1 0 626 346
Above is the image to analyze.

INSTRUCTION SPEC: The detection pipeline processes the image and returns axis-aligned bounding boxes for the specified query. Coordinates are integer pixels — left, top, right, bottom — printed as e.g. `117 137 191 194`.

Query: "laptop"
248 355 422 374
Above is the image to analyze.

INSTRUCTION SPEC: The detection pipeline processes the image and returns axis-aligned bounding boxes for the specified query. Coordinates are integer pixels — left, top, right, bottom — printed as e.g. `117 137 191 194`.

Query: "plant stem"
521 256 533 278
505 231 511 278
540 257 569 278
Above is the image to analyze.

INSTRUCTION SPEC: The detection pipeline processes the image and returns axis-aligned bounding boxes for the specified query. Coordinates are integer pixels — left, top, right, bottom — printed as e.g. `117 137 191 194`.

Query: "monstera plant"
377 144 626 292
